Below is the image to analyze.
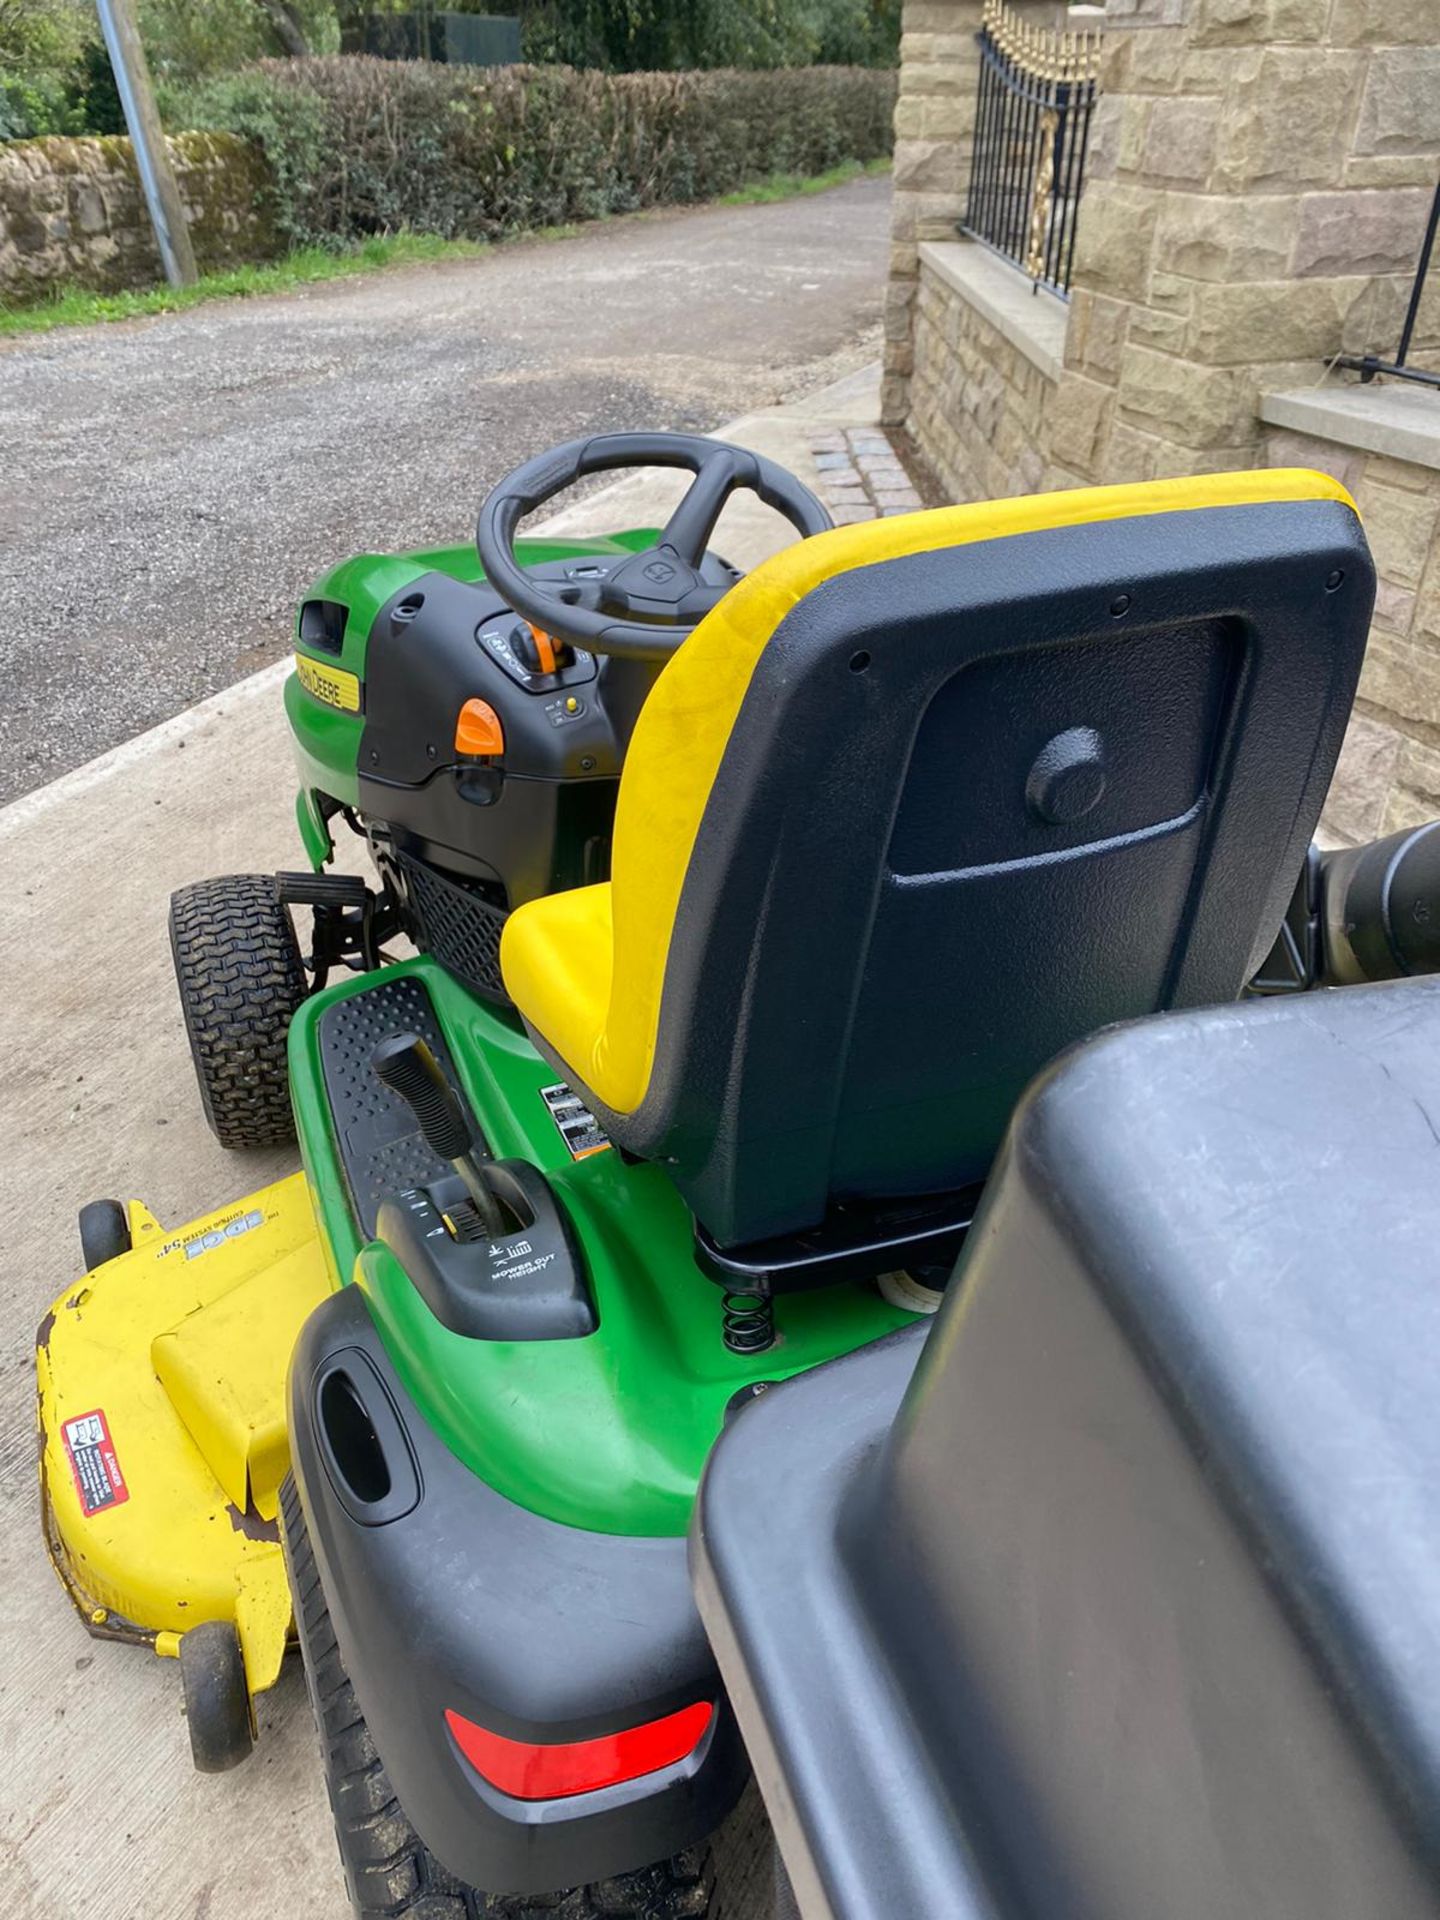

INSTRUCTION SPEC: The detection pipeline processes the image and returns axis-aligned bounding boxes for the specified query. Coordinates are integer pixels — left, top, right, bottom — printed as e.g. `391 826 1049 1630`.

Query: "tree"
254 0 312 57
0 0 99 136
518 0 899 71
135 0 337 80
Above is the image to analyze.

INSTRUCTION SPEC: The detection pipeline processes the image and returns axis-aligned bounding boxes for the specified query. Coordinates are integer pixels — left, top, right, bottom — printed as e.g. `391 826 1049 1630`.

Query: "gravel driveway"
0 174 888 803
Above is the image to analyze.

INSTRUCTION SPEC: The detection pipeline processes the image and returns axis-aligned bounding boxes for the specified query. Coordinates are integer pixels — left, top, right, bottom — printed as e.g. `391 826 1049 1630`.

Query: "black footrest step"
317 975 489 1240
277 871 373 909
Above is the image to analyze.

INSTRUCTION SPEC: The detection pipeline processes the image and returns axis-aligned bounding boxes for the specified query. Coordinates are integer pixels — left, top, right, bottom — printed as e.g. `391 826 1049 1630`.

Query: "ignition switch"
510 621 573 677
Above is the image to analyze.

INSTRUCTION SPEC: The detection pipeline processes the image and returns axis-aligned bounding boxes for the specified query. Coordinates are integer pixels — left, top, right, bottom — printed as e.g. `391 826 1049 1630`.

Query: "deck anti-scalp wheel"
169 874 308 1149
179 1620 255 1773
77 1198 131 1271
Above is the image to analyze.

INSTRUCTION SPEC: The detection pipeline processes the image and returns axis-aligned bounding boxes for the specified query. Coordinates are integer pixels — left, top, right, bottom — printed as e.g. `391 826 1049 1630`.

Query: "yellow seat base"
35 1173 330 1700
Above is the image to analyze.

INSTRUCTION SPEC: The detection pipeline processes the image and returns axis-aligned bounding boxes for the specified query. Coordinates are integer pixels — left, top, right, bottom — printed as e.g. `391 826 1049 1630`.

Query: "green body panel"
287 678 364 815
289 956 913 1539
287 531 660 867
295 787 334 869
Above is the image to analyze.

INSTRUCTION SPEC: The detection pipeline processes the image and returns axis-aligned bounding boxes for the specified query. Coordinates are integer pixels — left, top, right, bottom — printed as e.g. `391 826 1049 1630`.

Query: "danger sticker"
61 1409 129 1516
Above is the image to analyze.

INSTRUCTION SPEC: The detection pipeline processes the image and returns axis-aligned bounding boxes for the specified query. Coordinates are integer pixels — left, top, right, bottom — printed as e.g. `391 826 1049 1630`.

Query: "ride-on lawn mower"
36 428 1437 1917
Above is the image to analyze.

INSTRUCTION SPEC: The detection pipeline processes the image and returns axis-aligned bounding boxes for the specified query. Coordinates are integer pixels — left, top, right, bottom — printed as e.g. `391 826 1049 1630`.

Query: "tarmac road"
0 173 888 804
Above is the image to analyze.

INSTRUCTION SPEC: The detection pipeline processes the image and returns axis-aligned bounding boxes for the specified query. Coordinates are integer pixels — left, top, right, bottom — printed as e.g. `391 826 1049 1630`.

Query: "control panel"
540 692 591 731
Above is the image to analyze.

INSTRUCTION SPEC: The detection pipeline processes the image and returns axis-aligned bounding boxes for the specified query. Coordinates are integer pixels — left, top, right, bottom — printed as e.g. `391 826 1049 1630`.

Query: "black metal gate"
960 0 1101 300
363 8 521 66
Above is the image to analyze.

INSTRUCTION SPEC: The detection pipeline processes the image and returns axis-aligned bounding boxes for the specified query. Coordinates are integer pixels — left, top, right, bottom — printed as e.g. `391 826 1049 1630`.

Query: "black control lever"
370 1033 508 1237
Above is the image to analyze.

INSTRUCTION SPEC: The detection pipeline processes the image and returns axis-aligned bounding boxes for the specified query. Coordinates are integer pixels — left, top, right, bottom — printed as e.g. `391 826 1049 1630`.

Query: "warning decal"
540 1083 612 1160
61 1409 129 1517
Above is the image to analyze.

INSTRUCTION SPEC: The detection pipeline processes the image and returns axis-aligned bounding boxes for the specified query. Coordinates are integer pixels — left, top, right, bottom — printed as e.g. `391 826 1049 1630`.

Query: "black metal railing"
960 0 1101 300
1336 176 1440 391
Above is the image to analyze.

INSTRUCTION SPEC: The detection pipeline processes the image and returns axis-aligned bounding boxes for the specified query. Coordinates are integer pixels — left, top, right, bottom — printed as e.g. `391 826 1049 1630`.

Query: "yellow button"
565 697 579 713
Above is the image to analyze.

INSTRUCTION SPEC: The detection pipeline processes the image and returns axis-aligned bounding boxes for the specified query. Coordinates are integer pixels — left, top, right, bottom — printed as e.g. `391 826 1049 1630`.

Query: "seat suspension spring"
721 1290 775 1355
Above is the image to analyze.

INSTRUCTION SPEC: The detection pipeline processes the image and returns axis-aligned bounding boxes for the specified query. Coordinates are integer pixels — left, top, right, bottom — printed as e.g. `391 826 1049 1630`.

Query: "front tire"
280 1477 713 1919
169 875 307 1149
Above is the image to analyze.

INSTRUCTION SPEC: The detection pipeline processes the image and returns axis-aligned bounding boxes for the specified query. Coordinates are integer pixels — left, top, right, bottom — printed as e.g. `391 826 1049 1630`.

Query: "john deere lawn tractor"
38 431 1438 1917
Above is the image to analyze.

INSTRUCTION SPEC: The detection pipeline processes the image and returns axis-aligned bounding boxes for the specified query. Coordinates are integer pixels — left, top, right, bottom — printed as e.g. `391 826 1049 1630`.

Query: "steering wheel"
475 431 833 662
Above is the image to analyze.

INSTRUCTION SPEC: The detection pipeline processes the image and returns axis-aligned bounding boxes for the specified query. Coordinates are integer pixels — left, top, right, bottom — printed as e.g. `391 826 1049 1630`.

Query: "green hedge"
171 57 895 248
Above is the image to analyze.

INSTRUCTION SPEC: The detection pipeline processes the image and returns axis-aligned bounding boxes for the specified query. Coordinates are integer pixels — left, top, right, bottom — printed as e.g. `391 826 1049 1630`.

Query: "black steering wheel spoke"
555 575 608 614
658 451 750 569
475 431 833 662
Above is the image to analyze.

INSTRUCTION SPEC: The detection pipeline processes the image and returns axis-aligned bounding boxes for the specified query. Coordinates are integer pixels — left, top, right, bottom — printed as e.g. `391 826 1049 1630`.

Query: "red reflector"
445 1700 713 1801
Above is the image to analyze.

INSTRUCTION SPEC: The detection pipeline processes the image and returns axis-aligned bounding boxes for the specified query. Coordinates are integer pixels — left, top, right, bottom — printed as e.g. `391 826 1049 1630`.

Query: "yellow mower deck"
36 1173 329 1704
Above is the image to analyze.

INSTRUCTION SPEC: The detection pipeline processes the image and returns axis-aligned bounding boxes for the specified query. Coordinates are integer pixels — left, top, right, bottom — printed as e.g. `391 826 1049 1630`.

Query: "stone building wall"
0 133 277 302
886 0 1440 838
884 2 982 425
1057 0 1440 489
1261 418 1440 844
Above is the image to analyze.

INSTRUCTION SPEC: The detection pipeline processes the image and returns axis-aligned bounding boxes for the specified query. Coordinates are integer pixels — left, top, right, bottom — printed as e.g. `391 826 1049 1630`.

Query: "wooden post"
94 0 198 288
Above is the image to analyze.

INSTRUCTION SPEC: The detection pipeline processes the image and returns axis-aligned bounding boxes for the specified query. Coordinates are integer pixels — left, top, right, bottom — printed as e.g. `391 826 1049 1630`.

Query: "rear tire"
280 1476 714 1919
169 875 307 1149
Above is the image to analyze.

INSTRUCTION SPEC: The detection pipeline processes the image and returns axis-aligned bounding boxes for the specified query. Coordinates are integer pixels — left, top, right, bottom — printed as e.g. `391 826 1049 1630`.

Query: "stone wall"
1261 416 1440 844
885 0 1074 424
884 0 983 426
0 133 277 302
907 248 1060 500
1058 0 1440 489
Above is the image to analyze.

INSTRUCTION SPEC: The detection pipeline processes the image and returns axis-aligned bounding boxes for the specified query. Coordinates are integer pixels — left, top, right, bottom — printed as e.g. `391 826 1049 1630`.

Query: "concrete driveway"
0 173 889 803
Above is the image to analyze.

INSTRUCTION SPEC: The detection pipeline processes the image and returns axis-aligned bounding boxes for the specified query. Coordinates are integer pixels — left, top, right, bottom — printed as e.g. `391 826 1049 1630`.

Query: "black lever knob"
370 1033 511 1238
372 1032 473 1162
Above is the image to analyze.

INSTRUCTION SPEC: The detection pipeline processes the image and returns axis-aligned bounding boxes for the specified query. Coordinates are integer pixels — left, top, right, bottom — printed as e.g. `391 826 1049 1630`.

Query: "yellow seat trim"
500 468 1355 1116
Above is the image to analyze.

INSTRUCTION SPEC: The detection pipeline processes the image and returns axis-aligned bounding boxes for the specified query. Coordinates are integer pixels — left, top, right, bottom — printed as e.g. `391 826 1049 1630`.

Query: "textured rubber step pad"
317 975 487 1239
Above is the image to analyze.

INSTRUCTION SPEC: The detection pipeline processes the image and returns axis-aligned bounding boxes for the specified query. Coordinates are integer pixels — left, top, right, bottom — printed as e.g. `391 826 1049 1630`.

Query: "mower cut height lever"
371 1032 508 1238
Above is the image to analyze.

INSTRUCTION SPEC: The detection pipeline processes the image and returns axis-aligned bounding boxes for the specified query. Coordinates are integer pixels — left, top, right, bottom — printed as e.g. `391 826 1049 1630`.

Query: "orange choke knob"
455 698 504 758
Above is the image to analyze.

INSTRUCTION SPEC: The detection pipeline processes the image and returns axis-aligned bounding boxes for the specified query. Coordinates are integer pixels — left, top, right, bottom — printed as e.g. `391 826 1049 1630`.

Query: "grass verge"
0 232 484 337
717 155 890 206
0 159 891 338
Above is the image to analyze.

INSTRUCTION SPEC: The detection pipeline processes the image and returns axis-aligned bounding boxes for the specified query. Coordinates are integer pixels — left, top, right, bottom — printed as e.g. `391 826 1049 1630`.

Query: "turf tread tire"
280 1477 713 1920
170 875 306 1149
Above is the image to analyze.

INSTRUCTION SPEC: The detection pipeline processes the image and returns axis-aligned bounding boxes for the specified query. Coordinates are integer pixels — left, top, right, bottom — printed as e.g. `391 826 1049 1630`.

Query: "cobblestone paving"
809 424 925 521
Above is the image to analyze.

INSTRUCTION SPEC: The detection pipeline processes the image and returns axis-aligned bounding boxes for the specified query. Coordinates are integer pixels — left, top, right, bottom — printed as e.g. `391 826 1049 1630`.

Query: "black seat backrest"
606 478 1373 1247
